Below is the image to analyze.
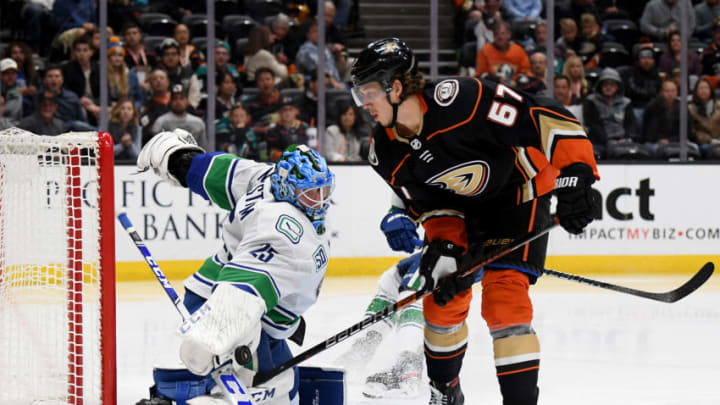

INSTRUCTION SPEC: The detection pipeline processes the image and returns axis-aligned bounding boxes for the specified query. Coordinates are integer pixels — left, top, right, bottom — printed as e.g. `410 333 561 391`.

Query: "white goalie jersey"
182 153 330 340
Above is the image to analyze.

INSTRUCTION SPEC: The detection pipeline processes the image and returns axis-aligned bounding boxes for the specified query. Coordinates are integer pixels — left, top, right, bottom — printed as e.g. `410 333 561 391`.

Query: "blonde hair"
108 57 129 99
562 55 588 88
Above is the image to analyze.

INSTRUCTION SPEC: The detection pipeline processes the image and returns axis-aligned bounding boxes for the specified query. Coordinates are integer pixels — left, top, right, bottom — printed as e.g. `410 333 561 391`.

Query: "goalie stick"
117 211 254 404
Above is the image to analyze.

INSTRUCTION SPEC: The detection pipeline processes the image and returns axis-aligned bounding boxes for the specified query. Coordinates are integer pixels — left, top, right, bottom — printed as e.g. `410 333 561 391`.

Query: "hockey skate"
333 329 383 374
362 350 423 398
428 378 464 405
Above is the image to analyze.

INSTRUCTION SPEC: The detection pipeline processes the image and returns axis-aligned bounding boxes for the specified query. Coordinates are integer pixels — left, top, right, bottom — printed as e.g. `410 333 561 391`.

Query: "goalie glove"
380 209 422 254
418 240 470 306
555 163 600 234
137 128 205 187
178 284 264 376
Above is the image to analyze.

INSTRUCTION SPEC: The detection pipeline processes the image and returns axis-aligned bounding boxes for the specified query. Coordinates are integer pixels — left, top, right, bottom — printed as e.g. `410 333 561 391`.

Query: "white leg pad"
179 283 266 375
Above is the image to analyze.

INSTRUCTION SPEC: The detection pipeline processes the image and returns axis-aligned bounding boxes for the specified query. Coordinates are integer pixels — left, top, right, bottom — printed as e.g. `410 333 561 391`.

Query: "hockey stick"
117 211 255 404
542 262 714 303
117 211 191 320
250 219 559 386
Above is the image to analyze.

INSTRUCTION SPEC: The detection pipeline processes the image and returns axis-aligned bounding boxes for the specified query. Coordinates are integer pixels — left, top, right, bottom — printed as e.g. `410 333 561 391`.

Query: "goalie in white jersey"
135 129 335 405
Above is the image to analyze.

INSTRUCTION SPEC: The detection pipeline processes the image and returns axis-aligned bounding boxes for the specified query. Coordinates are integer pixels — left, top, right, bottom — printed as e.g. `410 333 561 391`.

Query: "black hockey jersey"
369 76 598 241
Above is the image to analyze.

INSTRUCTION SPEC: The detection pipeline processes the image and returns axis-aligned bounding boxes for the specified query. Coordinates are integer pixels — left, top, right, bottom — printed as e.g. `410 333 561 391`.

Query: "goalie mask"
271 145 335 232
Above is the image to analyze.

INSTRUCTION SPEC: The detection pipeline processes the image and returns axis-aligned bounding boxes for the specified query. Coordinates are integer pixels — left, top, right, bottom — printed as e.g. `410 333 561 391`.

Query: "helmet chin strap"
382 93 401 129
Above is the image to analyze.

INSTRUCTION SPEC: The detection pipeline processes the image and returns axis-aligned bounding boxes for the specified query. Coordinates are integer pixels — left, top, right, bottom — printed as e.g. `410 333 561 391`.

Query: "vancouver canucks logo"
426 160 490 197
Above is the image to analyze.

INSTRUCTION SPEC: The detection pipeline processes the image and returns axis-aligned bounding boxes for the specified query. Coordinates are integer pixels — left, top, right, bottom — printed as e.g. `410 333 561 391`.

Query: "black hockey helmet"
350 38 417 92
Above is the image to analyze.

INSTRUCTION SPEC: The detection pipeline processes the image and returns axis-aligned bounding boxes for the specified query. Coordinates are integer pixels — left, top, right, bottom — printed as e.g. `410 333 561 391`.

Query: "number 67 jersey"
369 76 599 220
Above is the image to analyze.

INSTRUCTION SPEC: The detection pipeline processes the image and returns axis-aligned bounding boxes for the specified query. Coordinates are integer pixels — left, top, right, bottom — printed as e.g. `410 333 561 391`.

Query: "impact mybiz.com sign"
114 164 719 277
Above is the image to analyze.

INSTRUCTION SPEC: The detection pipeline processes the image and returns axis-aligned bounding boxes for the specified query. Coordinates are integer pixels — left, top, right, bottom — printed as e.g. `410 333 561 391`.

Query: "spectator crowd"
2 0 720 162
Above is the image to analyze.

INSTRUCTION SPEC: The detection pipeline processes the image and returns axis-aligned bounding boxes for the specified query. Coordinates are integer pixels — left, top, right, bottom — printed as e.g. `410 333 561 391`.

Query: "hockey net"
0 128 116 405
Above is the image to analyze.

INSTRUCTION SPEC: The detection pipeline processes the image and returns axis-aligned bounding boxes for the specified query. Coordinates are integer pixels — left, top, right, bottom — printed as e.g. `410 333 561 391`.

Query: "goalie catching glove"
555 163 600 234
178 283 264 376
418 240 477 306
137 128 205 187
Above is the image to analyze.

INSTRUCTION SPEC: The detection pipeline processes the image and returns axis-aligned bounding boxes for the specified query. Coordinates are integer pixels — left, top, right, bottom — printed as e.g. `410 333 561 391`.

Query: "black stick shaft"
252 220 558 385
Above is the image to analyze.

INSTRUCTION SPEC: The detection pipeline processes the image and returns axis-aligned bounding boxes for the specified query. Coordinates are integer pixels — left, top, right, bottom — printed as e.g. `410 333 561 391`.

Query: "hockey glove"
380 210 422 253
419 240 468 305
555 163 600 234
137 128 205 187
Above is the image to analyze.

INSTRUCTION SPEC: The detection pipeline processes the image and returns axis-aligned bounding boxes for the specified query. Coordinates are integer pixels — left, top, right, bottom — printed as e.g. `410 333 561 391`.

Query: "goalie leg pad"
298 367 346 405
149 367 217 405
180 283 265 375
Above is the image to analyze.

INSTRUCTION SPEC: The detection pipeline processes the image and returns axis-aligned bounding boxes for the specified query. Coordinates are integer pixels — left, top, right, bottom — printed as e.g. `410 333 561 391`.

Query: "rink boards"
113 164 720 280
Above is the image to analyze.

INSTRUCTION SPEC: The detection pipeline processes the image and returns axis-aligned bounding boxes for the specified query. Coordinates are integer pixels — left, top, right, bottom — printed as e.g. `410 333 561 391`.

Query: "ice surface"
117 276 720 404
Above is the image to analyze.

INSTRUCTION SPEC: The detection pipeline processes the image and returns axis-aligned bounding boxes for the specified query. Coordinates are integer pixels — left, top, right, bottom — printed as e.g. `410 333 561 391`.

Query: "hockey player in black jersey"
350 38 600 405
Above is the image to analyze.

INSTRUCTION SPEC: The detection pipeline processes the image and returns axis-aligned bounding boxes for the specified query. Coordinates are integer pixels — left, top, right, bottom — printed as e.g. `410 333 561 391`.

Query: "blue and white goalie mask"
271 145 335 231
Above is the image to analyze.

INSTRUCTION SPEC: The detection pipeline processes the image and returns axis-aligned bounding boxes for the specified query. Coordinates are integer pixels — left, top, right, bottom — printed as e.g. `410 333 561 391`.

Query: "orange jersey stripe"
497 365 540 377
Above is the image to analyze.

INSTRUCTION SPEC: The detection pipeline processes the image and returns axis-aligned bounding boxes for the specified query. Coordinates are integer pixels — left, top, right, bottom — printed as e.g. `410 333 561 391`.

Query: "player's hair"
393 71 425 99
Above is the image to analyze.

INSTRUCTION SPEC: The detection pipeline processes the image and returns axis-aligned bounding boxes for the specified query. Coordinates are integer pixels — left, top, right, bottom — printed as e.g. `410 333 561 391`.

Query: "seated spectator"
577 12 606 69
0 96 18 129
471 0 504 53
174 24 204 70
523 20 564 74
217 104 265 159
86 26 115 61
701 21 720 85
583 67 641 159
640 0 696 42
324 98 369 162
555 18 582 60
52 0 96 33
555 0 601 27
323 1 346 51
244 26 289 84
1 58 24 121
295 19 345 86
152 84 207 149
688 77 720 155
562 55 589 100
270 13 300 66
516 51 547 94
297 71 341 127
20 1 54 54
108 97 141 162
62 36 101 125
244 67 282 130
659 29 701 78
40 64 89 130
48 22 95 63
3 42 38 104
621 45 663 119
266 96 310 160
122 22 157 85
476 21 531 86
18 90 64 135
503 0 541 21
140 68 171 144
694 0 720 41
190 41 240 108
107 36 143 107
553 74 582 105
157 38 199 99
642 79 696 157
197 70 239 125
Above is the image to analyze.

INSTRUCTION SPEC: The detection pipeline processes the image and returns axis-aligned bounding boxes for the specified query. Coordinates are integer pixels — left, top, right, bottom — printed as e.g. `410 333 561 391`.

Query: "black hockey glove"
419 240 470 306
555 163 600 234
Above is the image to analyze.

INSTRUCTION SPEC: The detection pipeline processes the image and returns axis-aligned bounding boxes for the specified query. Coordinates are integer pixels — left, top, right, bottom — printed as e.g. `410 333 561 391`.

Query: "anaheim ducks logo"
426 161 491 197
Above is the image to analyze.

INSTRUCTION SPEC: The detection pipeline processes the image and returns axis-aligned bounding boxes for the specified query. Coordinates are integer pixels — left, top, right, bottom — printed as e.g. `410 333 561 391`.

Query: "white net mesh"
0 128 105 404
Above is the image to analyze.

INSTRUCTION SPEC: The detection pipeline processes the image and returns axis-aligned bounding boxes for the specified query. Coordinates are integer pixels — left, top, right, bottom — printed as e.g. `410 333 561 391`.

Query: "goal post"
0 128 116 405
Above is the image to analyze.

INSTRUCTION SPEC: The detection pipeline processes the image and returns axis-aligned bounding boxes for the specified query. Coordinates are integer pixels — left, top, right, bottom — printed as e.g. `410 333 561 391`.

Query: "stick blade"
661 262 714 303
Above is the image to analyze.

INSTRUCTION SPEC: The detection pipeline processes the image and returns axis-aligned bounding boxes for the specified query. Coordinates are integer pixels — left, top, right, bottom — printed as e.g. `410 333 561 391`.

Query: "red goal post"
0 128 116 405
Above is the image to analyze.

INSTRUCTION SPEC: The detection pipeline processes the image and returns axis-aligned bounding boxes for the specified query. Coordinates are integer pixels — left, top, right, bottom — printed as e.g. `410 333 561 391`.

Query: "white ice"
117 276 720 405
